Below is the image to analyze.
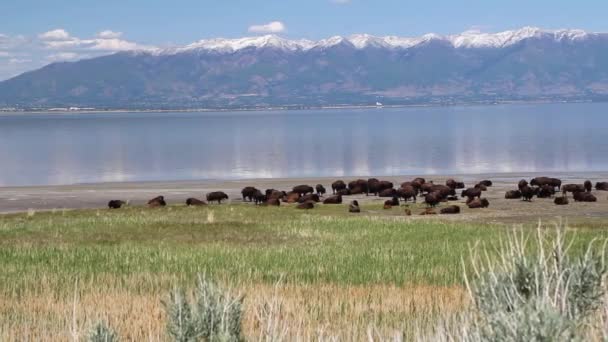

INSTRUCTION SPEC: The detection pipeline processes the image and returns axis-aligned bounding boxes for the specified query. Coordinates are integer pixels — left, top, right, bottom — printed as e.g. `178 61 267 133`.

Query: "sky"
0 0 605 80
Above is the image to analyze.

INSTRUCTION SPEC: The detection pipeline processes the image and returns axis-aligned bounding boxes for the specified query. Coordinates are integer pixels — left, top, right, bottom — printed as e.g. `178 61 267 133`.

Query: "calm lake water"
1 103 607 186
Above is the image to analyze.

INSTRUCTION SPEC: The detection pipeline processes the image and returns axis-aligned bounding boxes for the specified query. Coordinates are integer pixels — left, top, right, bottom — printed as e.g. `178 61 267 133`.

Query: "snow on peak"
159 27 596 55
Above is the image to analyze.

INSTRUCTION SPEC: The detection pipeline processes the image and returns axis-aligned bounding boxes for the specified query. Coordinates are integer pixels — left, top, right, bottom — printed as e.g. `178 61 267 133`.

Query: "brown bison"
148 196 167 207
419 208 436 215
505 190 522 199
424 192 442 208
440 205 461 214
282 191 301 203
336 188 352 196
384 196 399 207
348 179 368 193
367 178 381 195
292 185 314 196
554 196 569 205
596 182 608 191
584 180 592 192
397 186 417 203
298 194 320 203
323 195 343 204
520 186 536 202
446 179 465 189
186 198 207 206
316 184 327 196
530 177 562 190
461 188 482 201
401 181 421 193
296 201 315 209
573 192 597 202
474 183 488 191
404 208 412 216
108 200 126 209
241 186 258 202
518 179 529 190
206 191 229 204
479 180 493 187
562 184 585 195
430 185 455 199
467 198 489 209
265 198 281 206
266 189 286 200
413 177 426 185
331 180 347 194
349 187 366 195
349 200 361 213
537 185 555 199
253 190 267 205
378 188 397 197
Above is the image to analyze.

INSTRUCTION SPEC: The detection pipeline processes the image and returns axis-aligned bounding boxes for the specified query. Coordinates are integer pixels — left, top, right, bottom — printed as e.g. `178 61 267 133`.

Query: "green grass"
0 204 606 294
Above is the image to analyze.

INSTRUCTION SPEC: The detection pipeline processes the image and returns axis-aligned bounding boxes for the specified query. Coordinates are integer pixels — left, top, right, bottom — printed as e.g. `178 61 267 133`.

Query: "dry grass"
0 277 466 341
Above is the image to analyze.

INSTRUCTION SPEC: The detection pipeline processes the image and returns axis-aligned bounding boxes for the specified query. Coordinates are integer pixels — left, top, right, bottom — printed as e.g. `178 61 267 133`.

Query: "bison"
316 184 327 196
148 196 166 208
520 186 536 202
253 190 267 205
596 182 608 191
554 196 569 205
440 205 461 214
461 188 482 201
292 185 314 196
206 191 228 204
446 179 465 189
518 179 529 190
474 183 488 191
467 198 489 209
349 200 361 213
186 198 207 206
537 185 555 199
378 188 397 197
584 180 592 192
505 190 522 199
530 177 562 191
348 179 368 193
282 191 301 203
296 201 315 209
385 196 399 207
419 208 436 215
298 193 320 203
331 180 347 194
424 192 442 208
397 186 417 203
479 180 493 187
573 192 597 202
336 188 352 196
349 187 366 195
265 198 281 206
108 200 126 209
562 184 585 195
323 195 343 204
241 186 258 202
266 189 286 200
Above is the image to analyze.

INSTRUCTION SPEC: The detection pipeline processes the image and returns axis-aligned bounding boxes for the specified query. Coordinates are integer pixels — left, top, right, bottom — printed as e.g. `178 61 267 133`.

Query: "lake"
0 103 606 187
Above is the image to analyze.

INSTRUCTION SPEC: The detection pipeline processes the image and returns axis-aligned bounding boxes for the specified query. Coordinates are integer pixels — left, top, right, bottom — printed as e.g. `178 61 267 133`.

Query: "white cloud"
331 0 351 4
248 21 286 34
46 52 82 61
8 58 32 64
0 51 10 57
97 30 123 39
39 29 72 41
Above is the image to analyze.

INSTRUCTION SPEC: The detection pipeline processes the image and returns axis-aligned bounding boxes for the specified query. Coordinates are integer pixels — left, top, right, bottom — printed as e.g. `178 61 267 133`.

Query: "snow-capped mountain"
1 27 608 109
160 27 599 54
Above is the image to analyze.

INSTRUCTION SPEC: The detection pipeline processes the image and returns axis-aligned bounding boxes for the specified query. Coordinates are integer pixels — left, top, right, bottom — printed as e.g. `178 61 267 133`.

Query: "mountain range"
2 27 608 109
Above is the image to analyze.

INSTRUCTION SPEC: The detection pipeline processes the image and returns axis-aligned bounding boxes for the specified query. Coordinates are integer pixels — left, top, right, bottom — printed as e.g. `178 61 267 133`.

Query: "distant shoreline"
0 99 598 115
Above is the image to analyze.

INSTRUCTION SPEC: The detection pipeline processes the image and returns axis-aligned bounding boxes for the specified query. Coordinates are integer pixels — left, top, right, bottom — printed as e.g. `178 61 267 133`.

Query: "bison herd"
106 176 606 215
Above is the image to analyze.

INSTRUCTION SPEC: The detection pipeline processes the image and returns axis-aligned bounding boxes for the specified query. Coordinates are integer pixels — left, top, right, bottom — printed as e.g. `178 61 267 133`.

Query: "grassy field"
0 203 606 340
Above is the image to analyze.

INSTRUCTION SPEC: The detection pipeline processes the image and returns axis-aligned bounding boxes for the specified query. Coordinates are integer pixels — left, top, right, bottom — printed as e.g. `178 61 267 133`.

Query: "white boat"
375 102 383 107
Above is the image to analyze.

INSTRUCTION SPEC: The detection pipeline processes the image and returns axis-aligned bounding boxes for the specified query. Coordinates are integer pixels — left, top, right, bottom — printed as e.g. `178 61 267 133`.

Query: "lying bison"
596 182 608 191
573 192 597 202
323 195 343 204
206 191 228 204
384 196 399 207
186 198 207 206
336 189 351 196
531 177 562 190
265 198 281 206
554 196 569 205
467 198 489 209
296 201 315 209
148 196 166 208
331 180 347 194
440 205 460 214
479 180 493 187
349 200 361 213
266 189 286 200
282 191 300 203
505 190 522 199
108 200 126 209
298 194 320 203
241 186 258 202
292 185 314 196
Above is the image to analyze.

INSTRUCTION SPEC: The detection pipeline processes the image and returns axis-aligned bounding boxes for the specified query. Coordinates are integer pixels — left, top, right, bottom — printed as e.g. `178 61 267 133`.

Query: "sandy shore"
2 172 608 220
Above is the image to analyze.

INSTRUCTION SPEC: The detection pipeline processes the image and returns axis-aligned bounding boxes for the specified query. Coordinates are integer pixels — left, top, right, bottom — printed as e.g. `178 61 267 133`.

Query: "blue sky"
0 0 605 80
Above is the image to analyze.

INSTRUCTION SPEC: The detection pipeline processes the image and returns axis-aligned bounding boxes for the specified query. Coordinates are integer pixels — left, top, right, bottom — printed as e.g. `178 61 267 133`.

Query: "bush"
164 274 245 342
88 321 119 342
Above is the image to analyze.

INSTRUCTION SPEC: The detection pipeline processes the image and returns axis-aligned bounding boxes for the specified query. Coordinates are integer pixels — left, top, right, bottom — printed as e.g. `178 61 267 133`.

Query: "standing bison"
530 177 562 191
331 180 347 194
206 191 229 204
148 196 167 208
241 187 258 202
292 185 314 196
316 184 327 196
108 200 126 209
596 182 608 191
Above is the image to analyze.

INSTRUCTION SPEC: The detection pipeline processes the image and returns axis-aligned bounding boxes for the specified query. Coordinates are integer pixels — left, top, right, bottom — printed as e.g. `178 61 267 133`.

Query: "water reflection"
0 103 606 186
